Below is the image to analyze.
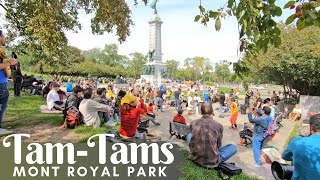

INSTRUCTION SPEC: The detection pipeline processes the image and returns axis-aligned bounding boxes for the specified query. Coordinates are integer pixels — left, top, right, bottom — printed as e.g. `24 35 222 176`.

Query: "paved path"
148 99 298 180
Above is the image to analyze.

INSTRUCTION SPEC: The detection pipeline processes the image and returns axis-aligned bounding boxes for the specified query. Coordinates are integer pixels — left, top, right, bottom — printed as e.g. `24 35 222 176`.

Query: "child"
146 102 160 126
173 108 187 125
229 98 239 130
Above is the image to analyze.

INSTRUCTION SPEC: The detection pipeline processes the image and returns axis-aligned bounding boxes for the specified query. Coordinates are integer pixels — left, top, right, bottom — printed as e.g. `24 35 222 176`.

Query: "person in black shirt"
255 92 263 115
156 88 164 112
245 90 251 107
219 92 225 118
11 59 23 97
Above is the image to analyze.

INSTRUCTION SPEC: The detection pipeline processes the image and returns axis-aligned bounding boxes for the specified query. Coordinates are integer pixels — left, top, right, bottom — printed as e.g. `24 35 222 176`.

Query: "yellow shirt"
230 102 238 116
107 90 113 99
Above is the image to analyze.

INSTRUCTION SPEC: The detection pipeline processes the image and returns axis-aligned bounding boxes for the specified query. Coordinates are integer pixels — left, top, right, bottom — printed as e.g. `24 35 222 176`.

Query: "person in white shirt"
193 94 201 115
79 88 111 128
46 83 64 110
290 104 302 121
187 94 193 107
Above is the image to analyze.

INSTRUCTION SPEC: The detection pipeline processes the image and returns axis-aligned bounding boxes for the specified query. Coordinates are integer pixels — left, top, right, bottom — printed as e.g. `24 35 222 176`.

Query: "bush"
205 81 214 86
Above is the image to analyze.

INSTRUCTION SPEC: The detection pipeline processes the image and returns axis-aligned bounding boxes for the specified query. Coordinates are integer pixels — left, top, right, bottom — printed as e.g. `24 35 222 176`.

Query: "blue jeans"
157 97 163 111
219 104 224 114
113 112 120 122
252 135 265 165
174 99 180 110
0 83 9 128
187 133 237 162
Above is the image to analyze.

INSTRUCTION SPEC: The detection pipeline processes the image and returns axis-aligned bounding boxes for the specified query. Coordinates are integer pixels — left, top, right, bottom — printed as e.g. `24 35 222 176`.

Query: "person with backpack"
248 106 272 168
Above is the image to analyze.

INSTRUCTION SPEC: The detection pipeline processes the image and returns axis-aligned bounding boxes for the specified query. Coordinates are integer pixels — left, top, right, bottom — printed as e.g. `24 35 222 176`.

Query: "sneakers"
0 128 13 136
251 163 261 168
104 121 116 127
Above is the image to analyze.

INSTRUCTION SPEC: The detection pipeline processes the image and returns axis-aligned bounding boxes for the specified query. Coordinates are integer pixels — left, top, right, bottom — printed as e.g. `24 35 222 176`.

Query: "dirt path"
1 124 83 143
148 98 297 180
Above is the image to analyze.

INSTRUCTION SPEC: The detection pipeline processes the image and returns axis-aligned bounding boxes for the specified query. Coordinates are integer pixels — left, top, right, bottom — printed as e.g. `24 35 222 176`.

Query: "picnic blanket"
39 105 62 114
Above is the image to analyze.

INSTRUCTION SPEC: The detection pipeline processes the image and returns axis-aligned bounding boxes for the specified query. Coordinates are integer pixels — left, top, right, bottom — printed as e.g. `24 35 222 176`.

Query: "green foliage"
75 125 120 143
241 25 320 95
127 52 147 79
166 60 179 79
214 60 231 83
183 57 212 81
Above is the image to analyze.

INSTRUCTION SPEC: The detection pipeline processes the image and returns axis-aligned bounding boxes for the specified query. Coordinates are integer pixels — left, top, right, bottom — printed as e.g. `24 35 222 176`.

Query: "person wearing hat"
46 83 64 111
173 108 187 125
119 93 147 138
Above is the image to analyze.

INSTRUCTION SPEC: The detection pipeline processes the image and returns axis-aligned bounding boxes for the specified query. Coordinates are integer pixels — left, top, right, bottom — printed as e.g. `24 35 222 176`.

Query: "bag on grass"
105 129 123 143
65 106 81 129
215 162 242 180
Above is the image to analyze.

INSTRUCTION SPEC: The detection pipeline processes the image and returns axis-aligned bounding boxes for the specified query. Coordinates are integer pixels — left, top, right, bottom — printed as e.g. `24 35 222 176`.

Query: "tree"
127 52 147 79
2 0 147 65
241 25 320 95
214 60 231 84
166 60 179 79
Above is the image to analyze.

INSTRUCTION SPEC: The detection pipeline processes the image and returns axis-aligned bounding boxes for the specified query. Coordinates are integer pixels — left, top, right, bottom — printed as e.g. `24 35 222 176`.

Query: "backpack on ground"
215 162 242 180
170 101 175 107
240 104 247 114
60 106 82 129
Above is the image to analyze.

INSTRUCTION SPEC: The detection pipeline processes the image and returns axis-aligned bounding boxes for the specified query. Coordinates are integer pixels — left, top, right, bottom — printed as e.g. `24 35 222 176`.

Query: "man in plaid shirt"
187 102 237 168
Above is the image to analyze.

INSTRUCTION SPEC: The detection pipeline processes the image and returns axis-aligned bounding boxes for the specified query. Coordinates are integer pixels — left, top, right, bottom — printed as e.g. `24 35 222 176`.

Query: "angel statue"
150 0 159 14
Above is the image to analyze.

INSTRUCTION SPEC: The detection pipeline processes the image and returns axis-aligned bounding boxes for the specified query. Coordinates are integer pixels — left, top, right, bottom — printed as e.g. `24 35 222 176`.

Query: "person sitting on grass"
187 102 237 168
79 88 111 128
173 108 187 125
289 104 302 121
119 93 148 139
66 79 73 93
46 83 64 111
92 88 116 127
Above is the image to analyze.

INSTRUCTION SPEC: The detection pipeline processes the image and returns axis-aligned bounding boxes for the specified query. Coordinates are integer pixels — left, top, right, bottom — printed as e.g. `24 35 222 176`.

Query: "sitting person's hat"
52 83 60 88
121 94 137 105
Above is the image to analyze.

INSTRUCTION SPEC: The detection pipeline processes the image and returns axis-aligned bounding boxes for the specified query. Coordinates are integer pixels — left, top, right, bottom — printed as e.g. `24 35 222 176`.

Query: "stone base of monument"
141 62 167 86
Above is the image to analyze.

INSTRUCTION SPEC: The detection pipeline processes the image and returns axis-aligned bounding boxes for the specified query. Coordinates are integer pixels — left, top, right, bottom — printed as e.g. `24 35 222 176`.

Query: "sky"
1 0 293 66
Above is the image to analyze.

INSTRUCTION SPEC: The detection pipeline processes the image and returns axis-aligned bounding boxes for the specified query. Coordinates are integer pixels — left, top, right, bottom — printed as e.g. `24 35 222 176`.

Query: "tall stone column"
149 14 163 63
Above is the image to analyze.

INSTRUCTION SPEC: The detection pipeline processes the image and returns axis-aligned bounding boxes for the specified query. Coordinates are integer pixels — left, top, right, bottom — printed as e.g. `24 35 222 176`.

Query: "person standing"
174 88 181 110
0 30 18 135
248 106 272 167
156 87 164 112
229 98 239 130
219 92 225 118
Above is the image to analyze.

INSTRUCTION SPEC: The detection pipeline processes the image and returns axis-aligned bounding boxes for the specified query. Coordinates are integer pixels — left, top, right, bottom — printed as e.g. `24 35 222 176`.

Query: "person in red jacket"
173 108 187 125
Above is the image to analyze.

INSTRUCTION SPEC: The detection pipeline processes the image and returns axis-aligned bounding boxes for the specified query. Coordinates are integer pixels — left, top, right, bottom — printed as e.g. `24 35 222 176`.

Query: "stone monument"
140 0 167 86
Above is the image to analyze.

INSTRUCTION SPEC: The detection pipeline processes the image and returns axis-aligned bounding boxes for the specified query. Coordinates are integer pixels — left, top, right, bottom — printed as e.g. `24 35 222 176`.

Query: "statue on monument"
148 49 155 62
150 0 159 14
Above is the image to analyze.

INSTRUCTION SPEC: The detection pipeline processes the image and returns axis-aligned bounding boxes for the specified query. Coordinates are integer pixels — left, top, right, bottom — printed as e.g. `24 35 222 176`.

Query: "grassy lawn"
284 122 300 148
3 95 64 129
178 149 258 180
75 125 120 143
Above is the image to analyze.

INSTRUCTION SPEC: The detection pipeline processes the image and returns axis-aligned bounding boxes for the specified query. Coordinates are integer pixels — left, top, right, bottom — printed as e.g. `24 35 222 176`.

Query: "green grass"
218 87 246 95
178 149 258 180
284 123 300 148
4 95 64 129
75 125 120 143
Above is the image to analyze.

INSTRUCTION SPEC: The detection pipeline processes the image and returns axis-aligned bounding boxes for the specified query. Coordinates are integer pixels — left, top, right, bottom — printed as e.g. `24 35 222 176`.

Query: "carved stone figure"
148 49 155 62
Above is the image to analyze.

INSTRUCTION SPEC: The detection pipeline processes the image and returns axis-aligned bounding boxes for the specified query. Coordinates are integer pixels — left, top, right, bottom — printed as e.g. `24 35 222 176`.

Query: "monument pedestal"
141 61 167 86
